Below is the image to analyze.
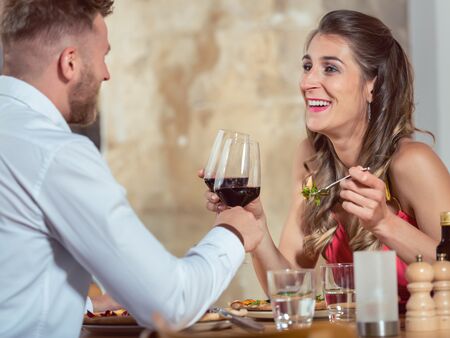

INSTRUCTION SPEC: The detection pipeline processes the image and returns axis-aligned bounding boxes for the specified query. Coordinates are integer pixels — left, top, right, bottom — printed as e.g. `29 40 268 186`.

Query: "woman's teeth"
308 100 330 107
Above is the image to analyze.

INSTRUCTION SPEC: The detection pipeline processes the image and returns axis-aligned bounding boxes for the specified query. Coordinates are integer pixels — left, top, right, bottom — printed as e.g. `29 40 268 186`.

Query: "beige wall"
100 0 407 305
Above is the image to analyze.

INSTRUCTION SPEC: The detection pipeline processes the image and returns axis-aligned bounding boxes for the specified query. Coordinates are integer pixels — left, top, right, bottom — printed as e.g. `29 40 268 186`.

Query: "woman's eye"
324 65 338 73
302 63 312 72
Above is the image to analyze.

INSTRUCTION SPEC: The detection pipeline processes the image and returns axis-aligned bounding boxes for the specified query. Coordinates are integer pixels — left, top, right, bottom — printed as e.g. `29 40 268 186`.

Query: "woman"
205 10 450 308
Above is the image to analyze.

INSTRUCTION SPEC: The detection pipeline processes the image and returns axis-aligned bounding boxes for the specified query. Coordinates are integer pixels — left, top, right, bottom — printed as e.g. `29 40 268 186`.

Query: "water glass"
321 263 355 322
267 269 315 330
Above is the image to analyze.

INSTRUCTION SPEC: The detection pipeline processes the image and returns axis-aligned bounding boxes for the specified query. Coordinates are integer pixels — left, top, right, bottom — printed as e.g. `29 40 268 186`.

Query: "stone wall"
100 0 407 305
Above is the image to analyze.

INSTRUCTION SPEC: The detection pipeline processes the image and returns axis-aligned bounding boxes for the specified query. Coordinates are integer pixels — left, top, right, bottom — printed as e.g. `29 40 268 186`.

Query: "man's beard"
68 65 101 126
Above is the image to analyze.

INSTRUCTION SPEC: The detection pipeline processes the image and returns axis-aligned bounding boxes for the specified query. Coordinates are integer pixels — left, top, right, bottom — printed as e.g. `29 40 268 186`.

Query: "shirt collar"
0 75 71 132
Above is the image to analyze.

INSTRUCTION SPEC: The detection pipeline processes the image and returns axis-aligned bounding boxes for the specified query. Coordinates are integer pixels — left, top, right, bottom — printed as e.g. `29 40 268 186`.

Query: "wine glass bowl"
214 138 260 207
203 129 249 191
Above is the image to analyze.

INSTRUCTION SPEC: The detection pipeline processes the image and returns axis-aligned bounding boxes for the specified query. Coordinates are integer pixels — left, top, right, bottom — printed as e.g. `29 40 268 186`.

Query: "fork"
311 167 371 197
211 307 265 332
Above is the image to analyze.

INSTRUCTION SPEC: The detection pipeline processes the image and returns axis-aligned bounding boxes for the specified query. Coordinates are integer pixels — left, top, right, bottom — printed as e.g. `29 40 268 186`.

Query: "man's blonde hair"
1 0 114 76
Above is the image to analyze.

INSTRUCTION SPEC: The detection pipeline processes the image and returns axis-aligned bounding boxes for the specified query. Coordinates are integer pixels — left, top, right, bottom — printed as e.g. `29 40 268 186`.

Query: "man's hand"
215 206 264 252
91 293 122 312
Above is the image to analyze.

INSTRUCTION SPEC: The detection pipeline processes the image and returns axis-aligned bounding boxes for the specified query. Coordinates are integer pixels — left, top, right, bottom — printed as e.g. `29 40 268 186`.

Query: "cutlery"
311 167 371 197
211 307 265 332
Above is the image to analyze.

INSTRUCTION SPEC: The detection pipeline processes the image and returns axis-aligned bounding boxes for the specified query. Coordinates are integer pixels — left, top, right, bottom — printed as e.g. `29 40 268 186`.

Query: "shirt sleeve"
85 297 93 313
36 139 245 329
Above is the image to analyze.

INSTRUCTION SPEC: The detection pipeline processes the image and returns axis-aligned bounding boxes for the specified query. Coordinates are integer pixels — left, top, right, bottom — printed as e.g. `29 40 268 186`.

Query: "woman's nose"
103 68 111 81
300 69 321 92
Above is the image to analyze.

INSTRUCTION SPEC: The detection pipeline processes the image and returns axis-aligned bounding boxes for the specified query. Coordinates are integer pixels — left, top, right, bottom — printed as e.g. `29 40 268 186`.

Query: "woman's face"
300 33 373 139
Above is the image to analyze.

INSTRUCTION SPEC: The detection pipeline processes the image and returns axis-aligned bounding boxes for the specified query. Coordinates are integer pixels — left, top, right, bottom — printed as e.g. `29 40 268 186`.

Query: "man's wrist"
216 223 244 247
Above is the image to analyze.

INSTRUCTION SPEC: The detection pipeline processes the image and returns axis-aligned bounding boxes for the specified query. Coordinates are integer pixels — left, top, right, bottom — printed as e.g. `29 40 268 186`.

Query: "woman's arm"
251 139 319 294
340 141 449 263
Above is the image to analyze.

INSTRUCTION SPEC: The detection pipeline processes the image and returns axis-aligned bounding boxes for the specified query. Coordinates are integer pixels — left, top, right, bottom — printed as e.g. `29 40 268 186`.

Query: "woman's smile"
306 98 332 113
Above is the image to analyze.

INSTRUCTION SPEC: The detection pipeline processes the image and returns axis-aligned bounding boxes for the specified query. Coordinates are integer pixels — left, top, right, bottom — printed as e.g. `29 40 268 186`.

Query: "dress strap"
385 181 392 201
385 178 403 212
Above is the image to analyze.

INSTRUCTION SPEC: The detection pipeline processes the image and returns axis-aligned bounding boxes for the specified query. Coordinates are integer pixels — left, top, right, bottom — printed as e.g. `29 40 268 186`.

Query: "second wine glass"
214 137 260 207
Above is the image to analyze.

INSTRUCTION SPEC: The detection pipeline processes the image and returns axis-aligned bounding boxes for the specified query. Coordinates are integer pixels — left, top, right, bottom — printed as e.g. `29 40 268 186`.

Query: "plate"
82 324 145 335
246 310 329 320
314 310 329 319
245 310 273 320
185 320 232 332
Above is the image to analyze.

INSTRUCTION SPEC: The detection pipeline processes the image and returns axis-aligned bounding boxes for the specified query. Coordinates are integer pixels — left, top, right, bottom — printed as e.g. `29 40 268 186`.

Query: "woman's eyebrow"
301 54 345 65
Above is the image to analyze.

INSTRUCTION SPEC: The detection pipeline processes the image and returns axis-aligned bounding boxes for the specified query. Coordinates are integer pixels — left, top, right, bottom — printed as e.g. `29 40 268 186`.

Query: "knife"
211 307 265 332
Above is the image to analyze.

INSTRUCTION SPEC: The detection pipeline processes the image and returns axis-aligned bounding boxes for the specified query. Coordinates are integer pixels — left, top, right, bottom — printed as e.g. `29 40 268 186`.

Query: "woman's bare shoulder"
390 139 449 202
391 139 444 175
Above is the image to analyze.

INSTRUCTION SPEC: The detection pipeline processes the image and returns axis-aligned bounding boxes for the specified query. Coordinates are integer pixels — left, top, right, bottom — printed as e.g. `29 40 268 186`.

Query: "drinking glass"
213 138 260 207
267 269 315 330
354 251 399 337
321 263 356 322
203 129 249 191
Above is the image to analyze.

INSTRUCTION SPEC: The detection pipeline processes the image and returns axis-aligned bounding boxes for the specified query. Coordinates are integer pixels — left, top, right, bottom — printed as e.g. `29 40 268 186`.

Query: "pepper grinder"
405 254 438 331
433 253 450 330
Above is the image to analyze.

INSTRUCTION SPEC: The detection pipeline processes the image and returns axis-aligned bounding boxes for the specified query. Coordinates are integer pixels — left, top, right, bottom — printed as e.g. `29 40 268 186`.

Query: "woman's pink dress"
324 210 417 312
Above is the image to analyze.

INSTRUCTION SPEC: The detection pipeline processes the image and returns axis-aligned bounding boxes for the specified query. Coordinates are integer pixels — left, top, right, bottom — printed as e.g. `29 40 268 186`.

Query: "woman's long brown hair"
302 10 420 257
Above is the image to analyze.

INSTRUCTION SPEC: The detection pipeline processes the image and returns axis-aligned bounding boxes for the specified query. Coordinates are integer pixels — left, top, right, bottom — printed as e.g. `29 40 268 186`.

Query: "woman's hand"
198 169 266 220
339 166 394 233
198 169 227 213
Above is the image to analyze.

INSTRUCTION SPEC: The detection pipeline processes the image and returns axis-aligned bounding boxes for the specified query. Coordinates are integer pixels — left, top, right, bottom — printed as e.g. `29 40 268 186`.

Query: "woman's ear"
366 76 377 103
58 47 78 82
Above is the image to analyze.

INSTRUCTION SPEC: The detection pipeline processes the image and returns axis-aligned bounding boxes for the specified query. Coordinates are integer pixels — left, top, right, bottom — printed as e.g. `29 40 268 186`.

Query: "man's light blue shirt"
0 76 244 338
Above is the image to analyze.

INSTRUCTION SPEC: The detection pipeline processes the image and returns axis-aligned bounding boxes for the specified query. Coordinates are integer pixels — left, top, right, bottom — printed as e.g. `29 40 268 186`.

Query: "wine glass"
213 137 260 207
203 129 249 191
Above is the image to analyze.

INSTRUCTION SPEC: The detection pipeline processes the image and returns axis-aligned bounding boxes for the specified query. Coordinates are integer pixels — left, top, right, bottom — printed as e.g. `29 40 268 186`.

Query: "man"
0 1 264 337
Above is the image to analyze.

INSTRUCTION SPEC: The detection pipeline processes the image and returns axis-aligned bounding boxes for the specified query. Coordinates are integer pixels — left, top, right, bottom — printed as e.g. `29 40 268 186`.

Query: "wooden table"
80 316 450 338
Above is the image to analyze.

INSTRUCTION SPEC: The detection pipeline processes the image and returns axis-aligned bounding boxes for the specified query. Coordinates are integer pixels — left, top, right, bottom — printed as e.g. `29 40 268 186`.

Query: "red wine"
204 178 215 191
215 187 260 207
437 212 450 260
204 177 249 192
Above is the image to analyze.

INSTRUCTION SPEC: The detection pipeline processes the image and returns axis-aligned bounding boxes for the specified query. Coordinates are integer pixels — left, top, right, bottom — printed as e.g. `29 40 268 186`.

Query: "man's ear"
59 47 78 82
366 76 377 103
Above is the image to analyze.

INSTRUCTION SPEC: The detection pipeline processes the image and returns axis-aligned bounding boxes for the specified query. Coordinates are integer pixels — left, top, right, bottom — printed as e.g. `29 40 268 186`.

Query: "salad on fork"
302 167 371 206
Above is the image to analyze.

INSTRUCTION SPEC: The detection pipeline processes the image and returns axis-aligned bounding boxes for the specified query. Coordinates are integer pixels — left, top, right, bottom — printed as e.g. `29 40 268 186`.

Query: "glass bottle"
436 211 450 261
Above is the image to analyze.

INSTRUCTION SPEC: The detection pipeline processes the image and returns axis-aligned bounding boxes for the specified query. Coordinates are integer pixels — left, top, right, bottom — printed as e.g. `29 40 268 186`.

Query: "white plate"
82 324 145 335
314 310 329 319
246 310 329 320
185 320 232 332
246 310 273 319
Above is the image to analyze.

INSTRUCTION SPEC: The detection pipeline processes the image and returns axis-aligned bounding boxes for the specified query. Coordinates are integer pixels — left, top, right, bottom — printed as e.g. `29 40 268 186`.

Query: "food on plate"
230 299 272 311
199 308 248 322
83 309 137 325
198 310 222 322
231 297 327 311
315 294 326 310
83 306 248 326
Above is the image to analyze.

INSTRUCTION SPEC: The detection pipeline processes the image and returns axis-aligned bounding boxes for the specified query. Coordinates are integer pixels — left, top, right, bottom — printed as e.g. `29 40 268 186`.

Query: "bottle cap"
437 253 447 261
416 254 423 262
441 211 450 226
